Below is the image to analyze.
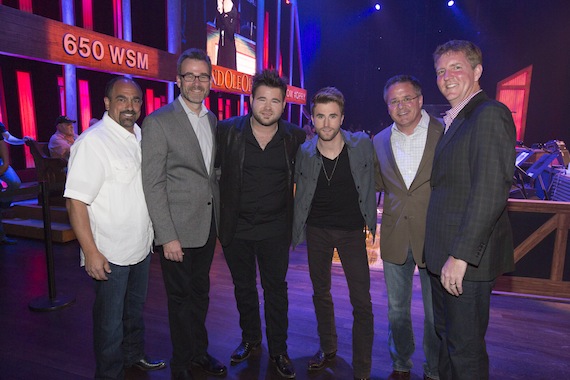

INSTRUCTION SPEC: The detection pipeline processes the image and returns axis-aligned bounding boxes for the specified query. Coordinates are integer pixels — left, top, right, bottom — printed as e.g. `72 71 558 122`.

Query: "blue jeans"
93 254 151 380
0 164 21 238
306 226 374 379
383 249 439 379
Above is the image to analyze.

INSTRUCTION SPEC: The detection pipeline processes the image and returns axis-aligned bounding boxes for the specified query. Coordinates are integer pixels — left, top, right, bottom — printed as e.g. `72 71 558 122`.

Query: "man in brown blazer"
373 75 443 380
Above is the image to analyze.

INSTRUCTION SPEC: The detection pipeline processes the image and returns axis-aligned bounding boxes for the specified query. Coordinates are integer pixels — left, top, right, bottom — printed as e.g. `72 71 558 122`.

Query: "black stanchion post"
28 174 75 311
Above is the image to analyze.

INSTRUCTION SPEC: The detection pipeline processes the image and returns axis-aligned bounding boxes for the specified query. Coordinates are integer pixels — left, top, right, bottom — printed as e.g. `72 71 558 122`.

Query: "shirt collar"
391 109 429 136
443 89 482 128
102 112 141 141
178 95 208 117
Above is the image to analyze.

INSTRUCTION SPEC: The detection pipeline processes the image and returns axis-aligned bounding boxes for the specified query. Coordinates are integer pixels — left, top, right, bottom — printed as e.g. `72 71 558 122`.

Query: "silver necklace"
320 153 340 186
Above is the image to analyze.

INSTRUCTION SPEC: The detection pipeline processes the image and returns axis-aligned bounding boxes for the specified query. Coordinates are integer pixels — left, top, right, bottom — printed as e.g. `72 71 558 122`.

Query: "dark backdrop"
298 0 570 145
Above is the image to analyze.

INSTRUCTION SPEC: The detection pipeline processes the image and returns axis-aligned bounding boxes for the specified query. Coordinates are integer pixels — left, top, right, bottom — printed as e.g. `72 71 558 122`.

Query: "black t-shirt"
307 145 365 231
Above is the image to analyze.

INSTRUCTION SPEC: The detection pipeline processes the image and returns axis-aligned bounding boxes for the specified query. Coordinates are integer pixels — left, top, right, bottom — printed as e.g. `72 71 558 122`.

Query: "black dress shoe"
191 354 227 376
171 368 194 380
231 341 261 363
307 349 336 371
271 354 296 379
131 356 167 371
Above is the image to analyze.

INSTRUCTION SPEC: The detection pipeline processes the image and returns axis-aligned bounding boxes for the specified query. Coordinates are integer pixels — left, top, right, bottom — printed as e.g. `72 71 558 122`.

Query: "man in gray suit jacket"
374 75 442 380
142 48 226 380
425 40 516 380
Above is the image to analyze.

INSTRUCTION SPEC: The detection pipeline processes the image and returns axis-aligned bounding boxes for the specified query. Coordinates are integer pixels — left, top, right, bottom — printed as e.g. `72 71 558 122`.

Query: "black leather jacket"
216 114 306 246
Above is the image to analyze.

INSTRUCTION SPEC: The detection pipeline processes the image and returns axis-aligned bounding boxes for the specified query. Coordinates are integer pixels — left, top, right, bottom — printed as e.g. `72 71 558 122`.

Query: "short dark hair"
177 48 212 76
311 87 345 115
104 76 142 99
251 69 288 100
383 75 422 103
433 40 482 69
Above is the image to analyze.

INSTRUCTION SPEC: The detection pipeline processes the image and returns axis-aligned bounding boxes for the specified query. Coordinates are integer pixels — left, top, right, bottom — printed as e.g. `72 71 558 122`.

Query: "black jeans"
223 235 290 356
306 225 374 379
159 219 217 372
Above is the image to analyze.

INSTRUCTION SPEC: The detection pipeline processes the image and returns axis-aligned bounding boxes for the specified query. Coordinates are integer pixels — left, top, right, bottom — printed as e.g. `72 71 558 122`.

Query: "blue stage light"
447 0 455 6
374 3 381 11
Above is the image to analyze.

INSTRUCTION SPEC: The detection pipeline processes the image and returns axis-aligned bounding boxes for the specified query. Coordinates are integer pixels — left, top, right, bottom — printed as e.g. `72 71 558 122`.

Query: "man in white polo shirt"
65 76 165 379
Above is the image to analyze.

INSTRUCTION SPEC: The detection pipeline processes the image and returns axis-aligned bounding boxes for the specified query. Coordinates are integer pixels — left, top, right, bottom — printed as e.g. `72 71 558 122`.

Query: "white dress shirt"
178 96 213 174
390 109 430 189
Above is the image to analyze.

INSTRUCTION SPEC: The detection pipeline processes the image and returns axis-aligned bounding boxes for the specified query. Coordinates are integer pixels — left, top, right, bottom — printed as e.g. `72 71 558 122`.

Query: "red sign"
211 65 306 105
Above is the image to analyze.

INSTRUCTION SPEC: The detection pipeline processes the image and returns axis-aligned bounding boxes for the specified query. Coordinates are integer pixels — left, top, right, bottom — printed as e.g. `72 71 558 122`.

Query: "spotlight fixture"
447 0 455 6
374 3 382 11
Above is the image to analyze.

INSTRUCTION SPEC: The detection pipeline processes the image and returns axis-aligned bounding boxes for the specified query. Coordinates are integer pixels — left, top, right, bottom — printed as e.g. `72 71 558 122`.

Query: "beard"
316 127 341 142
118 111 139 130
252 109 282 127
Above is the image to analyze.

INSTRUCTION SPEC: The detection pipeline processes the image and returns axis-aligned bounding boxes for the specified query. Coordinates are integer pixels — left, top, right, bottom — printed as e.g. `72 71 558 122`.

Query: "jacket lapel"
383 128 407 188
433 92 489 164
409 118 443 191
173 100 209 174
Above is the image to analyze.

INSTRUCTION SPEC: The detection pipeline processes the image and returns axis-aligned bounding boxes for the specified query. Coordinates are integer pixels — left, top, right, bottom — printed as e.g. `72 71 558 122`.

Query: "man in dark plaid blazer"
424 40 516 380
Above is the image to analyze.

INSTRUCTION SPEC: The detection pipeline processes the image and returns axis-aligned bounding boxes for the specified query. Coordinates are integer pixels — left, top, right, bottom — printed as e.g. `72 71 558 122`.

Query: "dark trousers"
223 235 290 356
93 254 150 380
430 273 494 380
159 219 217 372
306 225 374 379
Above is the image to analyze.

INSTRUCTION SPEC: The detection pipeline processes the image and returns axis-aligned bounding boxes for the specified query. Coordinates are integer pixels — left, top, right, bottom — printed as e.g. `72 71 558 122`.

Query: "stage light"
447 0 455 6
374 3 381 11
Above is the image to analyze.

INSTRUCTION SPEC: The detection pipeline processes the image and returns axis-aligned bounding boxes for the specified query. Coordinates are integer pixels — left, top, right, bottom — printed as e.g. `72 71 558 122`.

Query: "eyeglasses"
388 95 420 108
179 73 211 83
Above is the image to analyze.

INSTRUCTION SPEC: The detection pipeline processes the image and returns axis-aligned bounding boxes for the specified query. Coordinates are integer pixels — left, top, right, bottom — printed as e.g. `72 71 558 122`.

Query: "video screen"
206 0 257 75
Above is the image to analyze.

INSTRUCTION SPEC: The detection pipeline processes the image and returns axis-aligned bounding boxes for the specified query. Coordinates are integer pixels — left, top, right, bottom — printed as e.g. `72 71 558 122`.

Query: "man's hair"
251 69 288 100
433 40 482 69
383 75 422 103
177 48 212 76
310 87 345 115
104 76 142 99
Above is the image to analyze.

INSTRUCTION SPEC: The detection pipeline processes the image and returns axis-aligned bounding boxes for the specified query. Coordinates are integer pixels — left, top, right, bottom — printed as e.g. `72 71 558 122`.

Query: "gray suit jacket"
141 98 219 248
424 92 516 281
373 115 443 266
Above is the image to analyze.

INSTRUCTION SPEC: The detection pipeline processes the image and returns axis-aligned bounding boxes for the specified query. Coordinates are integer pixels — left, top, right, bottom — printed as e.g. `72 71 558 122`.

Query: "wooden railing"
495 199 570 298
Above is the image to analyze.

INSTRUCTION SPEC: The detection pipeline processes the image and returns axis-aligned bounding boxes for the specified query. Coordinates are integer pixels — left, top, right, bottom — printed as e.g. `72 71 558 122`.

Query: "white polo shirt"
64 112 154 266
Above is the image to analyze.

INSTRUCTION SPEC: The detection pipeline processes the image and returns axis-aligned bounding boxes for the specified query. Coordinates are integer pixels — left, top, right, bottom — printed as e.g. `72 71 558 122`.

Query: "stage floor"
0 234 569 379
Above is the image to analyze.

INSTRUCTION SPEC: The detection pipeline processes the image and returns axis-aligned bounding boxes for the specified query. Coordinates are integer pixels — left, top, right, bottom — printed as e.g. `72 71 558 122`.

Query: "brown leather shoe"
388 370 411 380
307 349 337 371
